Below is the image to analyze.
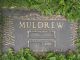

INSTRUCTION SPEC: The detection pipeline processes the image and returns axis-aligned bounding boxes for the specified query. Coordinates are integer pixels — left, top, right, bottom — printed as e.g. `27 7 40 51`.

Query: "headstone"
3 9 76 52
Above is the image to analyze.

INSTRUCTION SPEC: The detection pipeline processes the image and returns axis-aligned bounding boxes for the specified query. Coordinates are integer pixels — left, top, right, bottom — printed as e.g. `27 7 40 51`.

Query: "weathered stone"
2 9 76 52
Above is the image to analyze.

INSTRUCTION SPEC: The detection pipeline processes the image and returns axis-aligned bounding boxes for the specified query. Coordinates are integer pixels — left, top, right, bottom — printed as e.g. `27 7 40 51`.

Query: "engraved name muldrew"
3 10 76 52
19 21 63 29
3 18 75 52
18 21 62 52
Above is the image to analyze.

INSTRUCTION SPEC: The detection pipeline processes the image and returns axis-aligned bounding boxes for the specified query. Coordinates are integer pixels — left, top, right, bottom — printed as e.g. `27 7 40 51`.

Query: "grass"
1 48 80 60
0 0 80 22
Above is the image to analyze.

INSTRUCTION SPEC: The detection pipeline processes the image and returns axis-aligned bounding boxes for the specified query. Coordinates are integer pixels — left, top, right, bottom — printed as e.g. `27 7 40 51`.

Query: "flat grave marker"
3 9 76 52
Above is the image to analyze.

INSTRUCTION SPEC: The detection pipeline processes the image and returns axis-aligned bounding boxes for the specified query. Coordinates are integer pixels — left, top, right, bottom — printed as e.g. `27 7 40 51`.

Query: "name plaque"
3 10 76 52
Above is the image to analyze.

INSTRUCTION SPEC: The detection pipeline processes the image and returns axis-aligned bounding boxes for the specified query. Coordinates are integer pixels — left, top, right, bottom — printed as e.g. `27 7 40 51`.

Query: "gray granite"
2 9 76 52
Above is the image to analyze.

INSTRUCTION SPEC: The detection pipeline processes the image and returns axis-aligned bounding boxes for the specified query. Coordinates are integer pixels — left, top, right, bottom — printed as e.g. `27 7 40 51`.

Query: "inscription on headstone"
3 10 76 52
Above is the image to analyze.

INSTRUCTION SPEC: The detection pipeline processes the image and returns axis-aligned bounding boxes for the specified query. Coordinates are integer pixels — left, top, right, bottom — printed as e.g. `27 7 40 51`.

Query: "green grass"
0 0 80 21
1 48 80 60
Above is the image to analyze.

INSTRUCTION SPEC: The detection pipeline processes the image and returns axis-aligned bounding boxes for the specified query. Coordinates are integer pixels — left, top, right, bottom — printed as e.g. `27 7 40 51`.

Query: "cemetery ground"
0 0 80 60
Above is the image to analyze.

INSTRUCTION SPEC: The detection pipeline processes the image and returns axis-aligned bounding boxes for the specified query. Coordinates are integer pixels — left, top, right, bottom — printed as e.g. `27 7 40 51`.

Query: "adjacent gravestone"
3 9 77 52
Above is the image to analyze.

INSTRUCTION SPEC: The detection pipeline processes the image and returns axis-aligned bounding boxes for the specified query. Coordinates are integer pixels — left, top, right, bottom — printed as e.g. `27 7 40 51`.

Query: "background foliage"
0 0 80 21
1 48 80 60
